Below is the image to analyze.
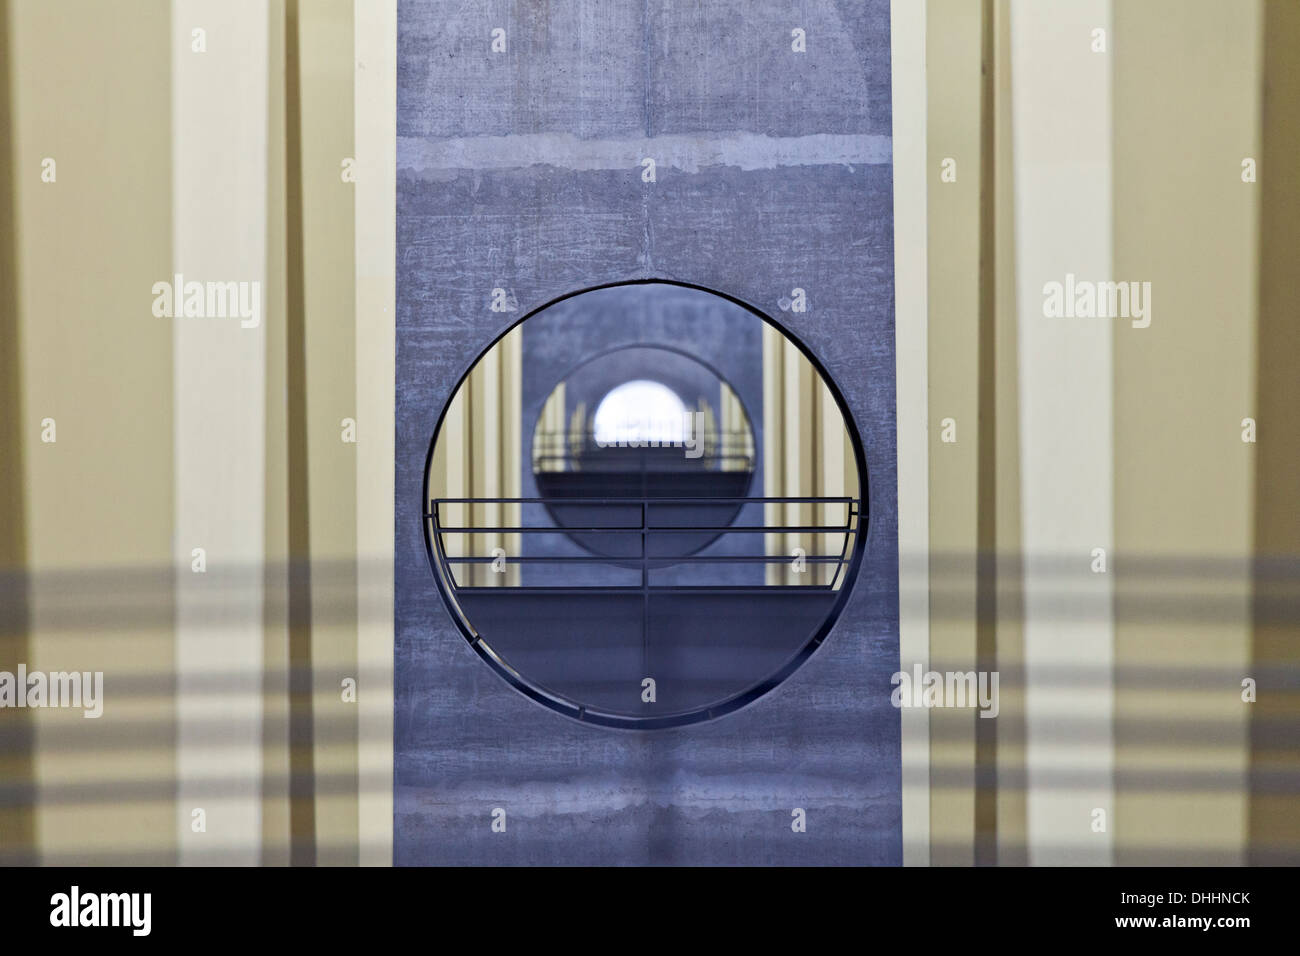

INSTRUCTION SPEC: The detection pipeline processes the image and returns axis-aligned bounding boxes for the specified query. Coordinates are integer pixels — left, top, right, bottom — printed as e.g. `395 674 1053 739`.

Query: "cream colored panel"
355 0 396 867
1011 0 1113 866
1251 0 1300 866
989 0 1027 867
297 0 358 866
262 0 292 866
11 0 177 864
926 0 981 866
172 0 269 867
1112 0 1259 865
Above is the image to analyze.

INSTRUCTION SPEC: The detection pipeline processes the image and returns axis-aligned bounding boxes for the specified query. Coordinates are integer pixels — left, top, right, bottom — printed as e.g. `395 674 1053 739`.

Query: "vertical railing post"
640 498 649 675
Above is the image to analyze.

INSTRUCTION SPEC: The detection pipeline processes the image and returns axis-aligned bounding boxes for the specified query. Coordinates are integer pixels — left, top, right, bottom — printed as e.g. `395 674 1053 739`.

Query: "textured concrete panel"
646 0 879 136
396 0 898 865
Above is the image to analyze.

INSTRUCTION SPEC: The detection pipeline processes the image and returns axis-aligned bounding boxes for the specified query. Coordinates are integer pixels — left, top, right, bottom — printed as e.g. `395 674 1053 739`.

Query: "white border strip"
172 0 269 865
355 0 397 867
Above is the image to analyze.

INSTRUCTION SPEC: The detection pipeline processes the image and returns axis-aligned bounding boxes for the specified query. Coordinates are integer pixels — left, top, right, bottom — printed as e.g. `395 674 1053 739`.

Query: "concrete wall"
395 0 900 865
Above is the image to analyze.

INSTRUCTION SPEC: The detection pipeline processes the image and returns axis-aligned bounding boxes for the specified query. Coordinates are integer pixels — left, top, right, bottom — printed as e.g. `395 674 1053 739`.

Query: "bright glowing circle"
592 379 688 446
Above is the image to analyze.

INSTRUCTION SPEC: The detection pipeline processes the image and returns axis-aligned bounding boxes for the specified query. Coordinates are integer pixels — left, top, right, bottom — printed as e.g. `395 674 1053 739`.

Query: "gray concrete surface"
395 0 899 865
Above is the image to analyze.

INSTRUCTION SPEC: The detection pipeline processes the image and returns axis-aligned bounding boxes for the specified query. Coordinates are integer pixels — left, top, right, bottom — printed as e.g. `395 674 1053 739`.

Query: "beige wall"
925 0 983 866
1251 0 1300 867
7 0 177 864
354 0 397 868
172 0 270 867
0 0 32 867
915 0 1293 866
294 0 359 868
1012 0 1115 867
0 0 377 866
1112 0 1260 865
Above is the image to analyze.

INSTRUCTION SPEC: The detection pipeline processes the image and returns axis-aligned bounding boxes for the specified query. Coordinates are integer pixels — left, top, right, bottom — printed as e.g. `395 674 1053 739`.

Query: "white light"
593 380 688 446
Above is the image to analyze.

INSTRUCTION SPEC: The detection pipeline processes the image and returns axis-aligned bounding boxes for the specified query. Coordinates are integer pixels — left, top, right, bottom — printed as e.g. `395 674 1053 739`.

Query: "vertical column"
762 324 785 586
12 0 177 864
988 0 1028 867
819 382 846 588
262 0 293 866
172 0 269 866
1251 0 1300 866
499 327 523 588
295 0 359 866
1112 0 1260 865
1011 0 1114 866
782 343 817 586
926 0 982 866
354 0 396 865
0 0 33 866
435 393 469 585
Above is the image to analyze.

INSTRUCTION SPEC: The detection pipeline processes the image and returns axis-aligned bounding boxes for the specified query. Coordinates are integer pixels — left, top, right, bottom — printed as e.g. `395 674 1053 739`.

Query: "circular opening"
423 280 867 729
530 344 758 559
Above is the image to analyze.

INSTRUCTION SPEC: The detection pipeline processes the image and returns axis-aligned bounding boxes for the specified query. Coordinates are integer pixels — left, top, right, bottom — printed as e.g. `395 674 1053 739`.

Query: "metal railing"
426 495 862 600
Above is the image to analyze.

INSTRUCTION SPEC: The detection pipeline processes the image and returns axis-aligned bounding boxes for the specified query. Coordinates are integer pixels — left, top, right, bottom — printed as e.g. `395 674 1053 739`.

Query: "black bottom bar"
0 865 1280 942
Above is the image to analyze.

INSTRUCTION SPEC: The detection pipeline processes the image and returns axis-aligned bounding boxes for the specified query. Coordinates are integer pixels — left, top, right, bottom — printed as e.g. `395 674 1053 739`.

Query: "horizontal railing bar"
432 496 857 504
532 457 756 462
531 437 756 443
534 428 757 435
444 554 845 564
525 455 754 463
449 585 839 594
429 525 855 534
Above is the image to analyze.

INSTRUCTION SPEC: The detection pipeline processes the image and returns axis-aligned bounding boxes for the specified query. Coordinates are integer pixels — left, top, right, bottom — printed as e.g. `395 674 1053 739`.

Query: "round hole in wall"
423 280 867 729
531 344 758 560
